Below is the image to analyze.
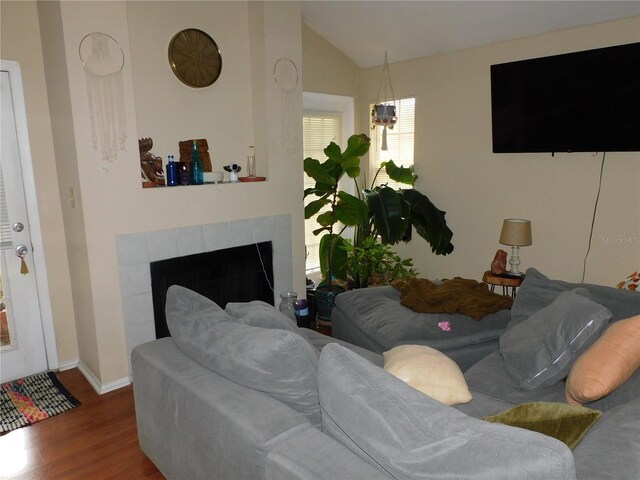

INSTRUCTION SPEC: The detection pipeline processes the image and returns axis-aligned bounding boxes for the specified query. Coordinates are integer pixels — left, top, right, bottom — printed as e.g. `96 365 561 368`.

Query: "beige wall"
31 0 304 387
127 1 256 171
357 17 639 286
302 22 363 133
37 0 96 374
302 23 360 97
1 1 79 367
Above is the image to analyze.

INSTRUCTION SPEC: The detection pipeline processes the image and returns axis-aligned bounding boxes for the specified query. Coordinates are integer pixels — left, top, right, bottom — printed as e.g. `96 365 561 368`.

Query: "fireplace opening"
150 241 274 338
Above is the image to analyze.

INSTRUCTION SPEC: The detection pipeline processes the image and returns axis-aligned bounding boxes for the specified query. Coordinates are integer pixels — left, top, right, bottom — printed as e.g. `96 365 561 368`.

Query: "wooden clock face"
168 29 222 88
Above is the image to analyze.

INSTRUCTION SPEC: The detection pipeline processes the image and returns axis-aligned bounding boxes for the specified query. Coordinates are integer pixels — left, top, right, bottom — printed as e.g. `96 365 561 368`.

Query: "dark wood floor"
0 368 163 479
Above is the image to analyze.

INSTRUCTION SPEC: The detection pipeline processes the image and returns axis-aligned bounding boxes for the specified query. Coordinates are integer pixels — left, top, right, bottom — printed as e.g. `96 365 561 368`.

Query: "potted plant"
344 237 417 289
304 134 370 321
304 133 454 319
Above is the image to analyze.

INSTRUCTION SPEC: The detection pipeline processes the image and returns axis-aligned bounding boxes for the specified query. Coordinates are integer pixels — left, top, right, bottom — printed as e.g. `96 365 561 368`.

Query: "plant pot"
372 104 397 126
314 284 345 324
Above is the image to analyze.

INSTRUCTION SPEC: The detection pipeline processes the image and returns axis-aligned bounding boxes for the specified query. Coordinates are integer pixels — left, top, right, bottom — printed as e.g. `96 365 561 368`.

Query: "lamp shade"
499 219 532 246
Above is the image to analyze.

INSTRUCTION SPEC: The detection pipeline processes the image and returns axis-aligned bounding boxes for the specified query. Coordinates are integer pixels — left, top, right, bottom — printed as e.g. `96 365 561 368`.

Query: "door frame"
2 59 58 371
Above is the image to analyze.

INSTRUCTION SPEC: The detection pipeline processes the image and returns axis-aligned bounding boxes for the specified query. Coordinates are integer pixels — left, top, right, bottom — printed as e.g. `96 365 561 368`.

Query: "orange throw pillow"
566 315 640 406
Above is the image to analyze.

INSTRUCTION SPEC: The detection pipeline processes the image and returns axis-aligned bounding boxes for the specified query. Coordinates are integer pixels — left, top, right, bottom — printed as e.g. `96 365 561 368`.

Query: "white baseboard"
77 361 130 395
101 375 131 394
57 359 79 371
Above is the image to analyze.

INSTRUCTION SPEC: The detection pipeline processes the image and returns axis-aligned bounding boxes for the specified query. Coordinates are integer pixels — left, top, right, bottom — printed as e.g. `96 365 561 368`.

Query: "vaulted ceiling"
301 1 640 68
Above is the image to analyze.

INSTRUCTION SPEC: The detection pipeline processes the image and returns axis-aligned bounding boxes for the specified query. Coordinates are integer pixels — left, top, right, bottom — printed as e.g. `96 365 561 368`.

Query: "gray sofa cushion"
226 300 298 333
511 268 640 327
165 284 234 326
226 300 318 354
573 400 640 480
464 351 569 407
500 288 612 390
166 285 321 427
318 343 576 480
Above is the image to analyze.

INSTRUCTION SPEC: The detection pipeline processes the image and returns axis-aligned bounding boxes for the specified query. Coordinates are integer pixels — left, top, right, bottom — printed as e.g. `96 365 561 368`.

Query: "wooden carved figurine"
179 139 212 172
139 138 165 186
491 249 508 275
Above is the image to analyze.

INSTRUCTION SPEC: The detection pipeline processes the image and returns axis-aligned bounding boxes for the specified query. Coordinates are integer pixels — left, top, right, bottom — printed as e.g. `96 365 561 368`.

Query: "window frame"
302 93 355 278
369 96 416 189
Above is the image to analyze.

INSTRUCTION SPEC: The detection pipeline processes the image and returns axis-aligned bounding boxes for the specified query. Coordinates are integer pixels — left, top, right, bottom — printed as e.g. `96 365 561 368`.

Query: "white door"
0 66 48 382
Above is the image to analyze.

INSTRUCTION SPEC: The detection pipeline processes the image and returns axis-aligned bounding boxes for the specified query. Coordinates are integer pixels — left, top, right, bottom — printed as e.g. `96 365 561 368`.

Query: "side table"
482 271 524 297
305 285 332 336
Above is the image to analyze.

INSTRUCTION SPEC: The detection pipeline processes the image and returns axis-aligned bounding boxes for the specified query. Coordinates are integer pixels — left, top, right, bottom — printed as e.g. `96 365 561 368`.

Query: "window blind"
370 97 415 189
0 164 13 250
303 113 342 273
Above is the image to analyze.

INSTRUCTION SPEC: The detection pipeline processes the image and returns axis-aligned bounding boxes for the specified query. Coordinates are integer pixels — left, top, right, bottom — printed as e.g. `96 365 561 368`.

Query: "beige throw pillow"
566 315 640 406
383 345 472 405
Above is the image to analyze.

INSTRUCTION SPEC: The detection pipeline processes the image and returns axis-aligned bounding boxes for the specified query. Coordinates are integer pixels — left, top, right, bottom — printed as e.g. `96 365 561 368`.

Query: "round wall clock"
168 28 222 88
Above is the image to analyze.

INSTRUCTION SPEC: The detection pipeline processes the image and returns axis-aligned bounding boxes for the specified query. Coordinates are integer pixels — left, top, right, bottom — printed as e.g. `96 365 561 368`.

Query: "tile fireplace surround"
116 214 293 371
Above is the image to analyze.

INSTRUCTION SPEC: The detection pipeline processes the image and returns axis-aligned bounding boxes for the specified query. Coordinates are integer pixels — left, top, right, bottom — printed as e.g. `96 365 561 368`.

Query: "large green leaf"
343 133 371 158
364 187 409 244
304 157 336 185
401 189 454 255
342 135 370 178
324 142 343 163
384 160 416 186
335 192 368 226
310 181 336 197
343 155 361 178
304 197 331 219
316 211 335 227
319 234 350 281
304 184 334 200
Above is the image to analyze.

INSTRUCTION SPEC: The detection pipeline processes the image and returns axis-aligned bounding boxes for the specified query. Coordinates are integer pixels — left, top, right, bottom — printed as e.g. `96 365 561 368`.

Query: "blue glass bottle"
190 141 204 185
166 155 178 186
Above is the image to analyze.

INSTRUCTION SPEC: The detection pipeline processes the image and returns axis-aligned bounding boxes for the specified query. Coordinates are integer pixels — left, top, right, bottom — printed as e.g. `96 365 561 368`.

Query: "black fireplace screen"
150 241 274 338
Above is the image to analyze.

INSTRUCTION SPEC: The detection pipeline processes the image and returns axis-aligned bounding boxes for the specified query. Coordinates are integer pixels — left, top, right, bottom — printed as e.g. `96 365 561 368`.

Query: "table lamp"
499 219 532 276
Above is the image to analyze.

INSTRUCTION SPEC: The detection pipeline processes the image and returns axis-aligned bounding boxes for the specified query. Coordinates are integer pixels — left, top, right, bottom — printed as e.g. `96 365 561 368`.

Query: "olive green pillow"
484 402 601 449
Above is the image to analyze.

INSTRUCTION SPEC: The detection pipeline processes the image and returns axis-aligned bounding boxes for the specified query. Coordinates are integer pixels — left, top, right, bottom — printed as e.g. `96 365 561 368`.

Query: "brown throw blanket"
392 277 513 320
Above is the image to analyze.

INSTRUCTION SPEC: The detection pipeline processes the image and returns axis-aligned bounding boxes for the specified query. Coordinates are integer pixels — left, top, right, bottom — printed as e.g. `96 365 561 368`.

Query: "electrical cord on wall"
251 223 275 294
581 151 606 283
255 241 275 294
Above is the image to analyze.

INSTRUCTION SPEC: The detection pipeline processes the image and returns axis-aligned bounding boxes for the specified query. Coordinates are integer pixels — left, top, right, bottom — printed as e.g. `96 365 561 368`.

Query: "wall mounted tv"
491 42 640 153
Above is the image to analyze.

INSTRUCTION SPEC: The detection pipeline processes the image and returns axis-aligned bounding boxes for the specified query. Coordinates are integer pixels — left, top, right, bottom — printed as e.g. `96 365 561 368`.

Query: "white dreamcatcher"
79 32 127 164
274 57 299 154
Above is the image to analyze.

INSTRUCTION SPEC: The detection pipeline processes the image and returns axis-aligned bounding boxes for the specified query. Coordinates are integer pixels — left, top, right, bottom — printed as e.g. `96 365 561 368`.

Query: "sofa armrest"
265 427 390 480
132 338 312 480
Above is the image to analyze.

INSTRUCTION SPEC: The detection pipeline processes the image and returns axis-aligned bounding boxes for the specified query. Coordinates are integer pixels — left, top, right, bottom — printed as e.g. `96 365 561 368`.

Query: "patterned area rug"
0 371 80 434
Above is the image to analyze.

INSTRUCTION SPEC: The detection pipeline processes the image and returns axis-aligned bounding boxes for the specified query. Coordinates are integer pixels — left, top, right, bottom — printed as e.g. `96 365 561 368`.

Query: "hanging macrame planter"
371 51 397 151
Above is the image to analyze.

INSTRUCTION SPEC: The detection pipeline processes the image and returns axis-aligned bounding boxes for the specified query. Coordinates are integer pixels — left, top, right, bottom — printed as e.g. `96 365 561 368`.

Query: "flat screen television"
491 42 640 153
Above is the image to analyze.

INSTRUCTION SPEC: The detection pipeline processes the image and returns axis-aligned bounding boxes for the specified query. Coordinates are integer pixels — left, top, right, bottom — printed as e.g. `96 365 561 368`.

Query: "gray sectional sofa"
132 270 640 480
331 285 512 371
